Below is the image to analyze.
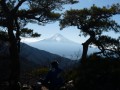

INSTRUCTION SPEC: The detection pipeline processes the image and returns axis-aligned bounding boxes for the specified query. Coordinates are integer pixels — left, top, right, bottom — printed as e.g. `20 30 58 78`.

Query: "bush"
65 55 120 90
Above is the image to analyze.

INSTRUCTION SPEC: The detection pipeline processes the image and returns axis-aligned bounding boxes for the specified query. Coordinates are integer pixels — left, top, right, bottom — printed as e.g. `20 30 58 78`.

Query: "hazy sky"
22 0 120 44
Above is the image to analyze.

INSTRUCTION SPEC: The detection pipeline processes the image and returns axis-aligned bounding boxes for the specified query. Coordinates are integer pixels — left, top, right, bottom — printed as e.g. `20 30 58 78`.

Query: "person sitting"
42 61 64 90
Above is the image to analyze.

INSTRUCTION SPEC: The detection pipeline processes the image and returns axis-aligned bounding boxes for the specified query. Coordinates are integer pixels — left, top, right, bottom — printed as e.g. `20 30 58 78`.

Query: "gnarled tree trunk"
81 30 95 64
7 19 20 90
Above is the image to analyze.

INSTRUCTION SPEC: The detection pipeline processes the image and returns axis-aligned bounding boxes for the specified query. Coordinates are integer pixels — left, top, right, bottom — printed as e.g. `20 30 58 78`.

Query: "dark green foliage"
60 4 120 33
20 67 49 85
65 55 120 90
94 36 120 59
20 28 40 37
30 67 49 77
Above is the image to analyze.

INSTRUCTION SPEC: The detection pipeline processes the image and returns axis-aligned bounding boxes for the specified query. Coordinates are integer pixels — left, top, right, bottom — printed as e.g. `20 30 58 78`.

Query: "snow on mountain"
43 33 73 43
27 34 98 60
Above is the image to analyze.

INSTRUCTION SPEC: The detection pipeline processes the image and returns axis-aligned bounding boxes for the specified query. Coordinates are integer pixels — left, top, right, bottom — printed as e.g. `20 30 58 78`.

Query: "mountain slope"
20 43 76 69
0 42 77 74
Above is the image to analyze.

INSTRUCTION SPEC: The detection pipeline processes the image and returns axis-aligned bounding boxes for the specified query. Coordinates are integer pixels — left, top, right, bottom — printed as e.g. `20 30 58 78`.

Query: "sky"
22 0 120 44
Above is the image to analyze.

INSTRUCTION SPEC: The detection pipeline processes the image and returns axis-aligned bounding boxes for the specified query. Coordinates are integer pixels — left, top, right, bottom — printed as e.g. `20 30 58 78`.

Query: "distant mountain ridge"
28 34 82 60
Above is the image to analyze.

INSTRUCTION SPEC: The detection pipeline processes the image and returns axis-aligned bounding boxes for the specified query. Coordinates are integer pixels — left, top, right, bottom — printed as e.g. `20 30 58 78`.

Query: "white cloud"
21 37 43 43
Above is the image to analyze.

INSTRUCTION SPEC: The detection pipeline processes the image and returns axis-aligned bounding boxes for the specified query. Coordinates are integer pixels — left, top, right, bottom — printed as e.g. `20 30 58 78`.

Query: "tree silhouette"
0 30 8 41
0 0 78 89
94 35 120 59
60 4 120 63
20 28 40 38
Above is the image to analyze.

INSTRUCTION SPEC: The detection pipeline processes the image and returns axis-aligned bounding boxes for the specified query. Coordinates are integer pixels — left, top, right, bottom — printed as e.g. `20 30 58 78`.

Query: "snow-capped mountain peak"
50 33 63 42
44 33 71 43
52 33 63 38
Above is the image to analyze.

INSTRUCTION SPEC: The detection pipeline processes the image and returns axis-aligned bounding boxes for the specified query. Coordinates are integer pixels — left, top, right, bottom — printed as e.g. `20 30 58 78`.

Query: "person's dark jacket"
43 67 64 90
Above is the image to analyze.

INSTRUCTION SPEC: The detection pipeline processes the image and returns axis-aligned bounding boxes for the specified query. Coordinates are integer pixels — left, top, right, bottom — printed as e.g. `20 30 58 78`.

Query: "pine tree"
0 0 78 89
60 4 120 63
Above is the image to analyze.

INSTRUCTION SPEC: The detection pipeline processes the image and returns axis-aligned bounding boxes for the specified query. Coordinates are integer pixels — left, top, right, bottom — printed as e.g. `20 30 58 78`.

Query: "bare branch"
13 0 26 13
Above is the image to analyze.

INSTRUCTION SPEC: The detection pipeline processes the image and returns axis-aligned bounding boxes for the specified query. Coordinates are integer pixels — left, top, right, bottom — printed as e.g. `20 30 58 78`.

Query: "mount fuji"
27 34 98 60
43 34 73 43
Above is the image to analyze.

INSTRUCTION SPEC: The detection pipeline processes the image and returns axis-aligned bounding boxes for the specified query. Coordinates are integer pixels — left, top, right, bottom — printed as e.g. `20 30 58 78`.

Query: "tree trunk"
81 42 89 64
80 30 95 64
7 20 20 90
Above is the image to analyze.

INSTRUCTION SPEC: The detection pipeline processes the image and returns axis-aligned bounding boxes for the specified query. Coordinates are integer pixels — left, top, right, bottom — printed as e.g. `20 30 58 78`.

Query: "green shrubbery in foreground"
64 55 120 90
